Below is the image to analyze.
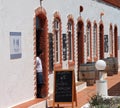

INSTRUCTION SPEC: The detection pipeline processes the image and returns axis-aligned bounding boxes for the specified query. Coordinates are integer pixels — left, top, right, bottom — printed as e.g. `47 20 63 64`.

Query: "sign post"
53 69 77 108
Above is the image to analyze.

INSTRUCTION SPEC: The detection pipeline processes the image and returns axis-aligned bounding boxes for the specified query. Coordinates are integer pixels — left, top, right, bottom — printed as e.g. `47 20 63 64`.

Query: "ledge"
12 98 47 108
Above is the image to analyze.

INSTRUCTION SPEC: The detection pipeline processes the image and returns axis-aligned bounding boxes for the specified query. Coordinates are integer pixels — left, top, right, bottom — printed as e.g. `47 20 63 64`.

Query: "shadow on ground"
108 82 120 96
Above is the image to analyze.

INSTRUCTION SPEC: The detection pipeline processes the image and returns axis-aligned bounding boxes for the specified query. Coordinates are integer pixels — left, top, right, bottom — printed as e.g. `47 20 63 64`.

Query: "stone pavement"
48 72 120 108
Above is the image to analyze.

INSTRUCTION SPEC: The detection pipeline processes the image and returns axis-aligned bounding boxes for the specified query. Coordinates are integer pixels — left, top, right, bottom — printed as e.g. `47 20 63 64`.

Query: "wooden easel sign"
53 69 77 108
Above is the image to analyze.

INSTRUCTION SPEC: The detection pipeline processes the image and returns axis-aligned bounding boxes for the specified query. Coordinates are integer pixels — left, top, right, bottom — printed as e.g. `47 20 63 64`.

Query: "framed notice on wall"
53 69 77 108
10 32 22 59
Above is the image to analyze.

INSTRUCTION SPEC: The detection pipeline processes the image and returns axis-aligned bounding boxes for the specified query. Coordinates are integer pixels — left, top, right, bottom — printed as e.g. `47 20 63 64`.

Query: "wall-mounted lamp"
79 5 83 17
100 12 104 21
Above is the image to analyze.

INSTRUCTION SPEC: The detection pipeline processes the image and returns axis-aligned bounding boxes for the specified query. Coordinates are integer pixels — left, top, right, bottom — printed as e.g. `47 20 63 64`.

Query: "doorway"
35 7 49 98
77 20 84 81
114 26 118 57
99 24 104 59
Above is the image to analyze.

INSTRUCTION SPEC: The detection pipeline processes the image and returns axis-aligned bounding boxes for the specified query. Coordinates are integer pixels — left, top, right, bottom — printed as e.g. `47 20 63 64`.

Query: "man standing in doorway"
36 49 44 98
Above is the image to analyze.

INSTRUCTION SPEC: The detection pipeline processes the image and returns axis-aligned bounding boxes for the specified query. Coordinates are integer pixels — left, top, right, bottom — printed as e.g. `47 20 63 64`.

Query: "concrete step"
76 81 87 92
12 98 47 108
29 100 47 108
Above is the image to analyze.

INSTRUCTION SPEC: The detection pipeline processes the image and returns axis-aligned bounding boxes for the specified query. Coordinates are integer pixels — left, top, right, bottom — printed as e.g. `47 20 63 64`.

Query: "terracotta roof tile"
103 0 120 8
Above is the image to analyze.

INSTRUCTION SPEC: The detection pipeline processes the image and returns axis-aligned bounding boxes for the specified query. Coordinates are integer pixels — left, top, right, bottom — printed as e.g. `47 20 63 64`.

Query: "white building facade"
0 0 120 107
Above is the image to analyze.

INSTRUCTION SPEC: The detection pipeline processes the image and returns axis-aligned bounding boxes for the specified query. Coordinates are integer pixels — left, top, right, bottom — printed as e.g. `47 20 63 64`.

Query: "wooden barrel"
107 57 118 74
79 62 97 86
103 58 114 76
113 57 118 74
103 57 118 76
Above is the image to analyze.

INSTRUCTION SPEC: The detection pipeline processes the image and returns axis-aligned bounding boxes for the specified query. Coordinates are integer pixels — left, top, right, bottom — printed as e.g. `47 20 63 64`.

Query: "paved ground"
13 72 120 108
48 72 120 108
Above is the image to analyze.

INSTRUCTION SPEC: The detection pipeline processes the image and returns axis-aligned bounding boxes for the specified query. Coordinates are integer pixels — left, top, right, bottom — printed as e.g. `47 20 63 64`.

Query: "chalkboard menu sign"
53 69 77 108
55 71 72 102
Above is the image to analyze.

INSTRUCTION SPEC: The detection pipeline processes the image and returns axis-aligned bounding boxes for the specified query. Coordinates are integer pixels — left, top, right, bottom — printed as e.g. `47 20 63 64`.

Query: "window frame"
93 24 97 58
68 21 73 61
54 19 60 63
109 25 113 56
86 23 91 58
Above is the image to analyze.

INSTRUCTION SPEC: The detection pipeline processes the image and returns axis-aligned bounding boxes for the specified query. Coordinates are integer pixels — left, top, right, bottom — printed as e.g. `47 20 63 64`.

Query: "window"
104 35 108 52
86 23 91 57
68 21 73 60
54 19 60 63
93 24 97 57
63 34 67 61
109 25 113 55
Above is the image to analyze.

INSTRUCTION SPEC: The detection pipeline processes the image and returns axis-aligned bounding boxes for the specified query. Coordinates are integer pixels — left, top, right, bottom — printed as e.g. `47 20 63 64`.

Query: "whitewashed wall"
0 0 39 107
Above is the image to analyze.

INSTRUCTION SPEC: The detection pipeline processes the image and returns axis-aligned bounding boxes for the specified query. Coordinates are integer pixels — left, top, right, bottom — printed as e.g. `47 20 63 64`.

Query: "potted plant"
89 94 120 108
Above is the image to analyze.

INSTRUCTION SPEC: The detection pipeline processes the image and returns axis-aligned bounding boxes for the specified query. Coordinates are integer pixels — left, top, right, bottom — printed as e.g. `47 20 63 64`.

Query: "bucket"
79 62 97 86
